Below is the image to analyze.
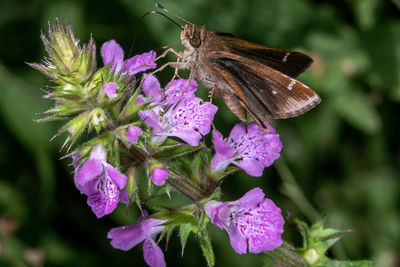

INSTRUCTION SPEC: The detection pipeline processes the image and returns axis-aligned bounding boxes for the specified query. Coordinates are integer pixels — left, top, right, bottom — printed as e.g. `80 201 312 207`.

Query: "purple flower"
74 144 127 218
108 212 166 267
204 188 284 254
210 122 282 177
161 79 198 105
101 40 156 78
103 82 118 99
141 74 163 104
150 167 170 186
125 126 142 144
141 74 198 105
139 97 217 146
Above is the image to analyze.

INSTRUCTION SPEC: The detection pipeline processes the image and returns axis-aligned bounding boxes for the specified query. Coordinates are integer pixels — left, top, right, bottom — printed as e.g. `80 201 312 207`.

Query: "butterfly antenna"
139 10 183 30
156 3 193 25
127 9 183 58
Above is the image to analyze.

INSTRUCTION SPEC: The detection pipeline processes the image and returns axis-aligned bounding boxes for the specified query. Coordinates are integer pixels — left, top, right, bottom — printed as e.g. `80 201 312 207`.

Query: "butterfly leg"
163 58 182 94
152 48 183 63
208 86 216 103
174 64 196 107
139 61 189 90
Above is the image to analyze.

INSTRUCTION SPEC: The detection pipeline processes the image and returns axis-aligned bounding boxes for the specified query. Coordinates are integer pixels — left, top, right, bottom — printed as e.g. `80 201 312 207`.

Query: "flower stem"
167 169 209 202
128 144 208 202
263 242 305 266
275 158 320 222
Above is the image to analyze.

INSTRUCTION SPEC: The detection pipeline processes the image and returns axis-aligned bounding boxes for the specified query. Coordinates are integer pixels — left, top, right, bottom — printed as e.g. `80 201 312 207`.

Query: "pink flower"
101 40 156 79
150 167 170 186
140 97 217 146
204 188 284 254
103 82 118 99
125 126 142 144
108 212 166 267
74 144 127 218
210 122 282 177
141 74 198 105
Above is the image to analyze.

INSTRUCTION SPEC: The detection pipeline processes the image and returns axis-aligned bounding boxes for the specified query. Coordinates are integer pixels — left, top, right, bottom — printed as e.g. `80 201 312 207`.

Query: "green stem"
128 144 208 202
275 158 320 222
167 169 209 202
264 242 306 267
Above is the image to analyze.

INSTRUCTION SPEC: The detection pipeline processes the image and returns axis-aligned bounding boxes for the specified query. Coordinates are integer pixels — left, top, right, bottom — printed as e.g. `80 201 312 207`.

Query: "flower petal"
101 40 124 73
165 98 217 145
228 122 282 177
150 167 170 186
103 82 119 99
139 110 165 135
246 198 284 253
124 51 156 75
225 226 248 255
228 122 246 141
234 187 265 208
89 144 107 161
203 200 226 229
125 126 142 144
105 163 127 189
234 158 265 177
76 159 102 192
210 130 235 173
85 174 120 218
142 74 162 104
204 188 284 255
143 238 166 267
108 223 150 251
163 79 197 105
168 128 202 147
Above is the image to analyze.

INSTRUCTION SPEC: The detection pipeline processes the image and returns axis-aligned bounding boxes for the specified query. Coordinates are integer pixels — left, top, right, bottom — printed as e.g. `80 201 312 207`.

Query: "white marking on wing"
288 79 296 90
282 52 290 62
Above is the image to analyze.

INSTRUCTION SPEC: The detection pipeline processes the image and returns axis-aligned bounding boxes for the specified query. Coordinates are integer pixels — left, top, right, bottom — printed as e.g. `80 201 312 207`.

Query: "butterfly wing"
212 51 320 120
216 34 313 78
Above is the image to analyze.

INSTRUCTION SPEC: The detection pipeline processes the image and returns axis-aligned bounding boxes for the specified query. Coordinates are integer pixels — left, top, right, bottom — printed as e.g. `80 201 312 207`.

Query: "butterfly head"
181 24 206 50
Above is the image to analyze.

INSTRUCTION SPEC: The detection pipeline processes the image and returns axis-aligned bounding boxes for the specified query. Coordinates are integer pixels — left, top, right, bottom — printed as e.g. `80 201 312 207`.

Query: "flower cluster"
31 22 287 267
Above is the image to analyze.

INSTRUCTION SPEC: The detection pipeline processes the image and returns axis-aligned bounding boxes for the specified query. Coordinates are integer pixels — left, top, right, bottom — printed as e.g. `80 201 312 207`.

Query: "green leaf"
199 228 215 267
125 167 139 203
153 208 197 227
331 260 373 267
179 223 198 256
44 102 86 117
295 218 372 266
55 111 90 149
118 87 145 123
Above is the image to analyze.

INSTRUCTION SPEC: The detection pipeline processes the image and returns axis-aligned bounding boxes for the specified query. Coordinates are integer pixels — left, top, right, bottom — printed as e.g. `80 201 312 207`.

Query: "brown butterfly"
153 4 321 128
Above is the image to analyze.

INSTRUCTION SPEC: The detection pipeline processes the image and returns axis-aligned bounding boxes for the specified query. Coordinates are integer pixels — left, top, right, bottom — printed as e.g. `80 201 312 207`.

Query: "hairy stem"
263 242 305 267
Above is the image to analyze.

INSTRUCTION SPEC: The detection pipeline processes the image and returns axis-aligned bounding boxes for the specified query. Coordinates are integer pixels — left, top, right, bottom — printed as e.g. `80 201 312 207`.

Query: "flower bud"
89 108 107 134
29 19 96 84
146 159 170 186
303 248 320 264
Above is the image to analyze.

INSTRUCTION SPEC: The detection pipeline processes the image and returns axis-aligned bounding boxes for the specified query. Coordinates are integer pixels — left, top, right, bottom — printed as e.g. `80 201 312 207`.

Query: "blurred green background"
0 0 399 266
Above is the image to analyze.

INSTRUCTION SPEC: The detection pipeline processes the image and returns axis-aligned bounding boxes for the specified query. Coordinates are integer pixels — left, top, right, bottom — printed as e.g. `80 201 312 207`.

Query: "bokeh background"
1 0 399 266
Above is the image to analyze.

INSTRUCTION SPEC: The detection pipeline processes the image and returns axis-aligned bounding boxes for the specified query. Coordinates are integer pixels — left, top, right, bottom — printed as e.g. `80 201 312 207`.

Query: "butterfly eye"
190 36 201 48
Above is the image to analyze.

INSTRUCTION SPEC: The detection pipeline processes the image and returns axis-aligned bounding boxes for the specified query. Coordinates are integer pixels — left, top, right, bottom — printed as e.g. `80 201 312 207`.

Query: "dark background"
0 0 399 266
